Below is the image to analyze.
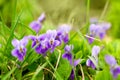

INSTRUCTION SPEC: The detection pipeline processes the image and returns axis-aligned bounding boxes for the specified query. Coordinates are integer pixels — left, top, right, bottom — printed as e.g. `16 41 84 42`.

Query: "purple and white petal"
92 46 100 57
38 34 46 41
28 35 37 41
54 40 60 47
89 24 97 33
62 52 73 65
12 49 19 57
64 45 74 52
100 22 111 30
86 59 96 69
12 39 19 47
35 44 41 53
63 34 69 43
74 59 81 66
58 24 71 34
46 30 57 39
20 36 28 46
17 53 24 61
29 21 41 33
22 48 27 56
105 55 117 67
99 32 106 40
111 66 120 78
38 13 46 23
87 34 94 44
69 69 75 80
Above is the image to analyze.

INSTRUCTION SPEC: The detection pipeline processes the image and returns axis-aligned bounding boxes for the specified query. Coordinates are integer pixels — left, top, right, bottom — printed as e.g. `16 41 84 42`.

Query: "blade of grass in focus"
45 57 63 80
2 67 17 80
4 10 23 51
31 62 48 80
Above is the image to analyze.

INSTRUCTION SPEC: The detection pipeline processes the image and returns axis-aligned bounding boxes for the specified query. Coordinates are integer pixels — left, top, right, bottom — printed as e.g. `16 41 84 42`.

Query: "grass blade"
31 62 48 80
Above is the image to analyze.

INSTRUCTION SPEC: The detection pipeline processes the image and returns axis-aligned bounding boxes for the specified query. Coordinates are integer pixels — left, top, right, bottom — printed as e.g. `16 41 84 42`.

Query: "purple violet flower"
46 30 60 53
87 22 111 44
87 34 94 44
86 59 96 69
38 13 46 23
29 34 49 56
29 13 46 33
105 55 120 78
69 69 75 80
30 21 42 33
62 45 81 80
62 45 80 66
57 24 71 43
86 46 100 69
69 59 81 80
62 45 74 65
74 59 81 67
11 37 28 61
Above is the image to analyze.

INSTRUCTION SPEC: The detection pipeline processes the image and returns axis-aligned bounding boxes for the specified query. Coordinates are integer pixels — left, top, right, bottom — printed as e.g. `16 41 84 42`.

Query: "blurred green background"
0 0 120 80
0 0 120 38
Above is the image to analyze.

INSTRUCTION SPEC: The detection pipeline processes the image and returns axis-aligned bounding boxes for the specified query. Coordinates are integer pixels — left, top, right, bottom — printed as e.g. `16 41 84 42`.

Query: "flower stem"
99 0 110 21
79 64 85 80
86 0 90 23
52 49 61 80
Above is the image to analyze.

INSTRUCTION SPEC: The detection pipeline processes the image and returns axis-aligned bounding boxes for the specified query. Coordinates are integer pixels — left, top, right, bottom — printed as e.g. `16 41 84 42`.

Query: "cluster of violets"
11 13 119 79
86 46 120 78
11 13 71 61
87 18 111 44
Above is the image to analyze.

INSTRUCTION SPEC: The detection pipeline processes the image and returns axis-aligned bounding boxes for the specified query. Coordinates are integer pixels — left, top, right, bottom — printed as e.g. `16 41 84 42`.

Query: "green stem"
86 0 90 23
79 64 85 80
55 49 61 71
52 49 61 80
45 57 63 80
99 0 110 21
31 62 48 80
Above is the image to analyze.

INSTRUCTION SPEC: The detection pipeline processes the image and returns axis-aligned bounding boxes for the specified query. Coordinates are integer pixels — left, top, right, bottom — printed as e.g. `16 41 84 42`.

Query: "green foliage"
56 59 72 80
95 68 112 80
107 0 120 38
0 0 120 80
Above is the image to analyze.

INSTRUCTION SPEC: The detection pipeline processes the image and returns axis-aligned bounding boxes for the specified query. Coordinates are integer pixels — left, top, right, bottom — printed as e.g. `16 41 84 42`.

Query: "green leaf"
56 59 72 80
95 68 112 80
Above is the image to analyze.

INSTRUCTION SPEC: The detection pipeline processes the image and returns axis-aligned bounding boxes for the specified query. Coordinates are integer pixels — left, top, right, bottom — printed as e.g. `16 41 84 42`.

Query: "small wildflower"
57 24 71 43
46 30 60 53
29 34 49 55
30 21 42 33
62 45 80 80
87 34 94 44
86 46 100 69
69 69 74 80
29 13 46 33
87 21 111 44
38 13 46 23
62 45 74 65
11 37 28 61
105 55 120 78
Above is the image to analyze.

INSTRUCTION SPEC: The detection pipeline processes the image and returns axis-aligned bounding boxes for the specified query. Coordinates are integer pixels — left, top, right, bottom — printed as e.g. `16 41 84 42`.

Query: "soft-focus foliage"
0 0 120 80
